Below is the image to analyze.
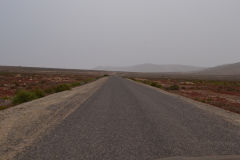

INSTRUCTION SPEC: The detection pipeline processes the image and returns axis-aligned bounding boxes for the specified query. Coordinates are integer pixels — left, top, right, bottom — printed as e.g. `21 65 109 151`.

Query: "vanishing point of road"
17 76 240 160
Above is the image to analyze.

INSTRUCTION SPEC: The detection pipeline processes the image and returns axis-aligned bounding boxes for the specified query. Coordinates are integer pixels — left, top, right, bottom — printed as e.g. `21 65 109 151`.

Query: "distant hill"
94 64 204 73
197 62 240 75
0 66 108 75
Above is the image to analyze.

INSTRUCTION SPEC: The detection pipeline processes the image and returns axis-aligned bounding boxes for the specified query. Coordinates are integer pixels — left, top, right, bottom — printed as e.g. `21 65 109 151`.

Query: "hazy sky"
0 0 240 69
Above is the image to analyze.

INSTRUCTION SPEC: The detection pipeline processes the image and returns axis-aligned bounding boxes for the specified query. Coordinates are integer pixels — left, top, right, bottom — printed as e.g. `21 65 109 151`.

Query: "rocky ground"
0 72 103 108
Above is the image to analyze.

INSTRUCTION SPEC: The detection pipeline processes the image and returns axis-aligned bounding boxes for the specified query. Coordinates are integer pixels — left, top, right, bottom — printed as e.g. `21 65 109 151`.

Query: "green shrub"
44 88 54 94
71 82 81 87
0 106 8 110
150 82 162 88
84 78 94 83
103 74 109 77
2 96 10 100
54 84 71 93
143 80 151 85
167 84 179 90
207 98 212 102
12 90 37 105
33 88 45 98
194 97 200 101
14 81 19 87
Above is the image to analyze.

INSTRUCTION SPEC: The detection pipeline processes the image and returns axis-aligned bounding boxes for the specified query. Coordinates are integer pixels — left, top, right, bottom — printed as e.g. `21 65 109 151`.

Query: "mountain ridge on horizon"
195 62 240 75
1 61 239 75
95 61 240 75
94 63 205 73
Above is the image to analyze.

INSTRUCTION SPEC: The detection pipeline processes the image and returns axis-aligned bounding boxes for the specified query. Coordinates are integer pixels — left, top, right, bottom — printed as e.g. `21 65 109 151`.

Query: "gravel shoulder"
16 77 240 160
0 77 107 160
129 79 240 127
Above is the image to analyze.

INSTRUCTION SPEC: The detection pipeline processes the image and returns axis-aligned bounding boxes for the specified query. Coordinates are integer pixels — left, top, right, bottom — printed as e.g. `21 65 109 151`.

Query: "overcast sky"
0 0 240 69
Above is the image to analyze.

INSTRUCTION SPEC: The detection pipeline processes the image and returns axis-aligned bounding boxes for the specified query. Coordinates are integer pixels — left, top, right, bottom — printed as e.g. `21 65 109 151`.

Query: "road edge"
0 77 108 160
128 78 240 127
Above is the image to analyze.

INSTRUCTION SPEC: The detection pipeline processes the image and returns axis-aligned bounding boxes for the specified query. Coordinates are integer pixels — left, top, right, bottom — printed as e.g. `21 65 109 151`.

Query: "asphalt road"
17 76 240 160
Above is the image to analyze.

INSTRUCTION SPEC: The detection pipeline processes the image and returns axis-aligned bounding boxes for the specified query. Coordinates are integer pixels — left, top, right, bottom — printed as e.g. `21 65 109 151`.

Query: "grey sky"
0 0 240 69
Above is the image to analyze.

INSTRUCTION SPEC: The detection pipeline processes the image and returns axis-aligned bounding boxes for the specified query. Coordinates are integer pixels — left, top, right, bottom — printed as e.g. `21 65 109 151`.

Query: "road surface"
17 76 240 160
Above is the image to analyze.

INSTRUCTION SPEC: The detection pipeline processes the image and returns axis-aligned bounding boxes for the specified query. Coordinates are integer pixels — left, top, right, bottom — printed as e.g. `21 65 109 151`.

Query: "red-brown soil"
135 78 240 114
0 69 106 107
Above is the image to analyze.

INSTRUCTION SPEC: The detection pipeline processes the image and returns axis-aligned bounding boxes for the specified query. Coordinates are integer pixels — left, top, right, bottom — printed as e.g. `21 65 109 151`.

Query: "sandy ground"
0 77 107 160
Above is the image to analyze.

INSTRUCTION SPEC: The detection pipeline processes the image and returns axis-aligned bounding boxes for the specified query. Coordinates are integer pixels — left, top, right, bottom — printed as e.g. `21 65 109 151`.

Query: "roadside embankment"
0 77 107 160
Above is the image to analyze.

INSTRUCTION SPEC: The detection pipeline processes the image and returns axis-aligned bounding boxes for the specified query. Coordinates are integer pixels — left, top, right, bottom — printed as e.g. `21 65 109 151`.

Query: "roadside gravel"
0 77 107 160
130 79 240 127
